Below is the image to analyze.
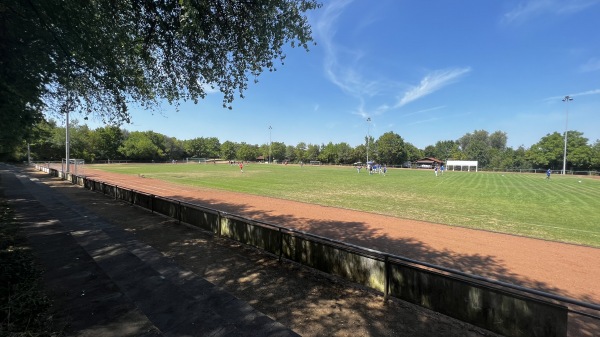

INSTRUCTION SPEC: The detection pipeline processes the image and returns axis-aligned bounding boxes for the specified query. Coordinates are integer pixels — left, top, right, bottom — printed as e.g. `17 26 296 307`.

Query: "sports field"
89 163 600 248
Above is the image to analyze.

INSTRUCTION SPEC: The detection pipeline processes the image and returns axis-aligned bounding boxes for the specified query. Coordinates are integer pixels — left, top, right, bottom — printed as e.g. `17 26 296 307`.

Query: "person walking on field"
239 162 244 173
434 166 438 177
546 168 551 179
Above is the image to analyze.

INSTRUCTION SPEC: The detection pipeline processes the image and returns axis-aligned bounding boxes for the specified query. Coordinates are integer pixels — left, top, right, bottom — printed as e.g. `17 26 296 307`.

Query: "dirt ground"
43 167 600 336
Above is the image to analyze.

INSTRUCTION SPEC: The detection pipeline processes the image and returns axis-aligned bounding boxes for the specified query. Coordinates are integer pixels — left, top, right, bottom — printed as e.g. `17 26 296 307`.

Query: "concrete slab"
0 164 299 337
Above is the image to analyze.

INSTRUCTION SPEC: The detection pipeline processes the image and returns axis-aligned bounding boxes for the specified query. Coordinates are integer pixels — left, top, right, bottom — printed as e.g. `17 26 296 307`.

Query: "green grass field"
88 163 600 248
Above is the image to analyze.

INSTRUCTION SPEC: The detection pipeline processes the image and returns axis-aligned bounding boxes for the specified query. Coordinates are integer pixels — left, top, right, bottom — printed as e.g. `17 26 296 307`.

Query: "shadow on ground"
27 168 600 337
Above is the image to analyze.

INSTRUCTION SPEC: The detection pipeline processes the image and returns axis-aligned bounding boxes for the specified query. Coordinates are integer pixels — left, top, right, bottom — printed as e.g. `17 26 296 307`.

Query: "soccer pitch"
89 163 600 248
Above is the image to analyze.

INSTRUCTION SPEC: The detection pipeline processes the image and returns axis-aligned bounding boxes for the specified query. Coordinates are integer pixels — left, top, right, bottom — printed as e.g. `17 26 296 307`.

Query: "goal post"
61 158 85 175
309 161 321 166
187 157 208 164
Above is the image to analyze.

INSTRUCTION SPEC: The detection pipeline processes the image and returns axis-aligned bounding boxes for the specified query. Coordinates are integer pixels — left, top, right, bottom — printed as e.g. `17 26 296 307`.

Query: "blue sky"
84 0 600 149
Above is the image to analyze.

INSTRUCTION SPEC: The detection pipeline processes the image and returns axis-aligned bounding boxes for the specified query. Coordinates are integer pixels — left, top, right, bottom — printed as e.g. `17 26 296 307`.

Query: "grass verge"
0 199 62 337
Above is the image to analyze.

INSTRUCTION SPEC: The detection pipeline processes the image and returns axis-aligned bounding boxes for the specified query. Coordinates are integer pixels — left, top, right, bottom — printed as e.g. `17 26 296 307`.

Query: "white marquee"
446 160 478 172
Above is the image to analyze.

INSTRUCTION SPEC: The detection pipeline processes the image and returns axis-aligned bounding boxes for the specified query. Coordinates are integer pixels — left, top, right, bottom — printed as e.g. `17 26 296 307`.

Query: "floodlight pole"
269 125 272 164
562 96 573 175
366 117 371 164
65 110 70 173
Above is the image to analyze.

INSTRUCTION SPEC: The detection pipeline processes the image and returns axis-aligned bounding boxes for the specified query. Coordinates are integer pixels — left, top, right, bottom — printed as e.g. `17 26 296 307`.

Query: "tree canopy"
0 0 320 158
16 120 600 172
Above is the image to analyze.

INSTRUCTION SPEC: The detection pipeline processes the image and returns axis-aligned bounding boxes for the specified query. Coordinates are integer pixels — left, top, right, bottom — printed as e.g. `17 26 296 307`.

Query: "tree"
404 143 423 163
591 140 600 171
352 144 366 163
318 142 336 163
430 140 459 161
236 143 258 162
119 131 163 161
526 132 564 168
270 142 287 162
565 131 592 170
0 0 47 159
164 137 185 160
423 145 436 158
185 137 221 159
204 137 221 159
489 131 507 150
220 141 238 161
184 138 206 158
335 142 353 164
90 126 124 162
375 132 405 165
27 119 62 161
295 142 307 162
306 144 320 161
285 145 297 162
458 130 496 167
365 135 376 162
1 0 320 156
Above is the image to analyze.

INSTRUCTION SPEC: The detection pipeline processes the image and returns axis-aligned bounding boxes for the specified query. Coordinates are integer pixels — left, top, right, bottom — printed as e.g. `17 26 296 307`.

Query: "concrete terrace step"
0 164 298 337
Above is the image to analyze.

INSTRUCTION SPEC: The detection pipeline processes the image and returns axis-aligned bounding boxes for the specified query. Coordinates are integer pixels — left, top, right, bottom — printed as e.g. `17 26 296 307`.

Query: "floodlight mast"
366 118 371 164
562 96 573 175
269 125 272 164
65 109 70 174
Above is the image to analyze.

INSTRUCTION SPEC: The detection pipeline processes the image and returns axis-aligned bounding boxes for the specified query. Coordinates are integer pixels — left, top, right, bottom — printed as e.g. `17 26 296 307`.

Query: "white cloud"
503 0 600 24
315 0 359 95
403 106 446 117
544 89 600 102
315 1 470 120
580 58 600 72
575 89 600 97
395 68 471 108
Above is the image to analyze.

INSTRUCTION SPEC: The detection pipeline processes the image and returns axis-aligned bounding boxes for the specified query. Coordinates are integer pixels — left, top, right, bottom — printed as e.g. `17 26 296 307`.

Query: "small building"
414 157 444 169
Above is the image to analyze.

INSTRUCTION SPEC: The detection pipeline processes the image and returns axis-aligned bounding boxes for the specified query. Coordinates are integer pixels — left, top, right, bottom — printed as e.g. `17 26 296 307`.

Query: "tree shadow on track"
167 193 600 337
30 168 599 337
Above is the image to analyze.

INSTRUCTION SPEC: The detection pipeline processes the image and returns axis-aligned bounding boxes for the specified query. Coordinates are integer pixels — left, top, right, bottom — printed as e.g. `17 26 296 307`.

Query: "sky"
82 0 600 150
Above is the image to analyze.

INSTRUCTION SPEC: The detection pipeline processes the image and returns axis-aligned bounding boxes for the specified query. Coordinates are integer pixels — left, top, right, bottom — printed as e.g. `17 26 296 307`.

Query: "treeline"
13 119 600 171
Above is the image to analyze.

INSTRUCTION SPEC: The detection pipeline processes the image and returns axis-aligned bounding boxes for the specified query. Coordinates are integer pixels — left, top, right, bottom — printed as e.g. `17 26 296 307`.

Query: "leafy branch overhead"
0 0 321 152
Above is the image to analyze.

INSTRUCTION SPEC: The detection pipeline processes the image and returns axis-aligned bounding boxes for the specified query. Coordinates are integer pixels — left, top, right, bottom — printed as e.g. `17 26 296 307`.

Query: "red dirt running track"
84 169 600 307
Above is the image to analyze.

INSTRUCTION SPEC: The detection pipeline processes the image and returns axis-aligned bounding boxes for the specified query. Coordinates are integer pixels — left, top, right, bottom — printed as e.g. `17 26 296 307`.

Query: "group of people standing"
356 163 387 175
434 165 445 176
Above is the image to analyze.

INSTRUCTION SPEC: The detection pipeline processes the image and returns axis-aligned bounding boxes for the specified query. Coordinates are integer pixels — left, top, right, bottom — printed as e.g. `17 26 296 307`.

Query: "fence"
36 164 600 337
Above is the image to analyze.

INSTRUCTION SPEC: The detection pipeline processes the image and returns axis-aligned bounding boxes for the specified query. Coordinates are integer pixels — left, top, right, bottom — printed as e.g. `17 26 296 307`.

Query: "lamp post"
269 125 272 164
366 117 371 164
562 95 573 175
65 110 70 173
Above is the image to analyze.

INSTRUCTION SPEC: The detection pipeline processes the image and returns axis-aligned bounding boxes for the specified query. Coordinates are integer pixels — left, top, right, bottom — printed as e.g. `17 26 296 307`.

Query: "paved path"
0 164 298 337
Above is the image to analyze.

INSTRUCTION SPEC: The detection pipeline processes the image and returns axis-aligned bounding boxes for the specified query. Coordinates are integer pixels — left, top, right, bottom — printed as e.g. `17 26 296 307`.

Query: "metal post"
65 110 70 174
384 255 390 302
366 118 371 164
269 125 272 164
562 96 573 175
278 228 283 262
